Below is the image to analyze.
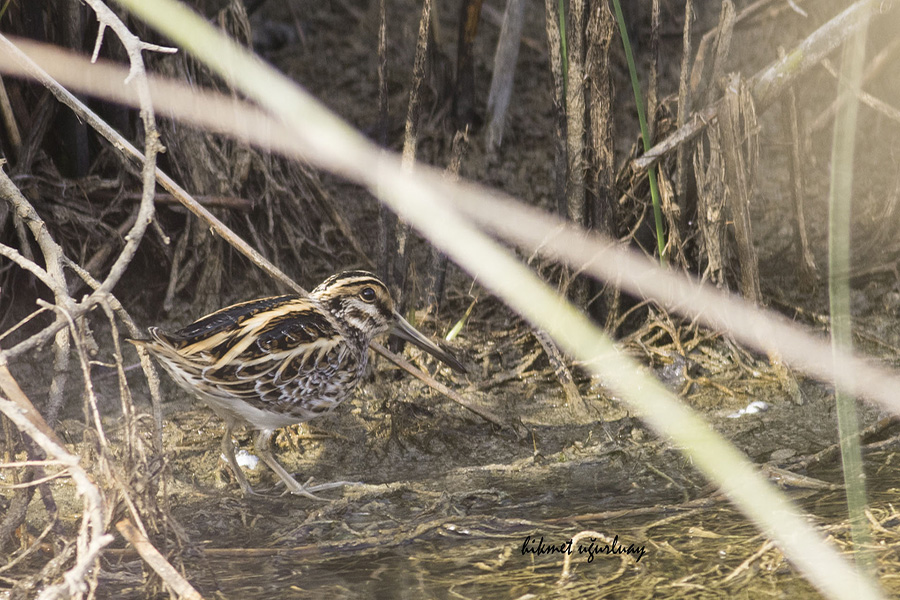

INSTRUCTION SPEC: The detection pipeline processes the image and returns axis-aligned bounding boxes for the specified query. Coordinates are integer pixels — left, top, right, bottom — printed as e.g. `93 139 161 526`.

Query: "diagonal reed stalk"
87 2 887 596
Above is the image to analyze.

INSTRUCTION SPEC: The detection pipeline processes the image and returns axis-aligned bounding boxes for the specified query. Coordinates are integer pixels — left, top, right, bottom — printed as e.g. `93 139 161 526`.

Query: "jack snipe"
131 270 464 498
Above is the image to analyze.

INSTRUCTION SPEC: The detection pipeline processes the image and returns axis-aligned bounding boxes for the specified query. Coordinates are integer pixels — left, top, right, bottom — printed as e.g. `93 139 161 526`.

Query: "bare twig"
37 299 110 448
810 37 900 132
61 258 165 453
116 520 204 600
81 0 173 296
0 240 55 289
817 58 900 127
0 168 75 367
721 540 776 583
375 340 518 435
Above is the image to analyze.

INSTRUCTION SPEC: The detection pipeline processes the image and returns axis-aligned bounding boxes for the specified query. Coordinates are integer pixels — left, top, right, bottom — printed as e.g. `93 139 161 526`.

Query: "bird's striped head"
311 271 395 341
311 270 466 372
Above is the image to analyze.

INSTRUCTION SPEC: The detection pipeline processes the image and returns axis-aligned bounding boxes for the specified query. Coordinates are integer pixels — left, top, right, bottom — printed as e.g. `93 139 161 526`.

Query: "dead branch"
81 0 174 296
115 520 204 600
779 51 817 284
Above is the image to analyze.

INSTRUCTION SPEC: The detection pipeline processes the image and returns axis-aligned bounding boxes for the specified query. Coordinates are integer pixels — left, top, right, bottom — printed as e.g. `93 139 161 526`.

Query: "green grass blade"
610 0 666 264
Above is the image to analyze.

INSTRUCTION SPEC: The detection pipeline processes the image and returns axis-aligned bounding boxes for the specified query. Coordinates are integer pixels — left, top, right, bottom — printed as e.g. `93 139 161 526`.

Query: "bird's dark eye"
359 287 377 302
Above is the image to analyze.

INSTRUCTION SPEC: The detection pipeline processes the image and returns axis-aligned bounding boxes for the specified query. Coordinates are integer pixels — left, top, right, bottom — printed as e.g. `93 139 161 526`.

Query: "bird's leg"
220 424 256 496
253 429 358 500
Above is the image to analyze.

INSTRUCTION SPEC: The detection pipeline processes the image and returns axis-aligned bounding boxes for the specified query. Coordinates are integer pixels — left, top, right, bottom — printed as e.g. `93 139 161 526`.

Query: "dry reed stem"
693 128 727 286
674 0 692 201
565 0 586 230
390 0 433 310
648 0 660 140
779 52 818 285
703 0 735 107
542 0 567 217
0 75 21 158
719 75 761 303
584 2 619 328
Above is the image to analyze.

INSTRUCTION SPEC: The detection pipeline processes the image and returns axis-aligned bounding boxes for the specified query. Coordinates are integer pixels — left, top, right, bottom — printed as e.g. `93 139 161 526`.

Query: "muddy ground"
4 0 900 598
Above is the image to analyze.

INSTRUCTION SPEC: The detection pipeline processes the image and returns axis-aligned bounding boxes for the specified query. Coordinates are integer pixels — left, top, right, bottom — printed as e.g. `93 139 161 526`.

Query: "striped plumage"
132 270 464 498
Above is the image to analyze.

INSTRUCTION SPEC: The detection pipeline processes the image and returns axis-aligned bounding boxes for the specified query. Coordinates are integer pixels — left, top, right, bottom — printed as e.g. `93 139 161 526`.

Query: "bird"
130 270 465 498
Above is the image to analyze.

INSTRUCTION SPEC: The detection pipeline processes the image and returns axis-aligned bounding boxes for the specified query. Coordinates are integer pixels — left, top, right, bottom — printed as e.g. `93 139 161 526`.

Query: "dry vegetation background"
1 0 900 598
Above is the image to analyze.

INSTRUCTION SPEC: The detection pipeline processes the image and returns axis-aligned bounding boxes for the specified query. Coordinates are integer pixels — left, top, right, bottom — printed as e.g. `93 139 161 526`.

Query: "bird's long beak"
391 312 467 373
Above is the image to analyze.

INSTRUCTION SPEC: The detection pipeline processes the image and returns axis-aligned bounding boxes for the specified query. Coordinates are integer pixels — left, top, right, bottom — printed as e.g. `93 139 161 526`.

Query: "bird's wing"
159 295 299 346
155 296 339 367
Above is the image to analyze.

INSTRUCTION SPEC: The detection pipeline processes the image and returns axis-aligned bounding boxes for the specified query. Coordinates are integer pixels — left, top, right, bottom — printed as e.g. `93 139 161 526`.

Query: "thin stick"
533 329 589 419
116 520 204 600
81 0 174 296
